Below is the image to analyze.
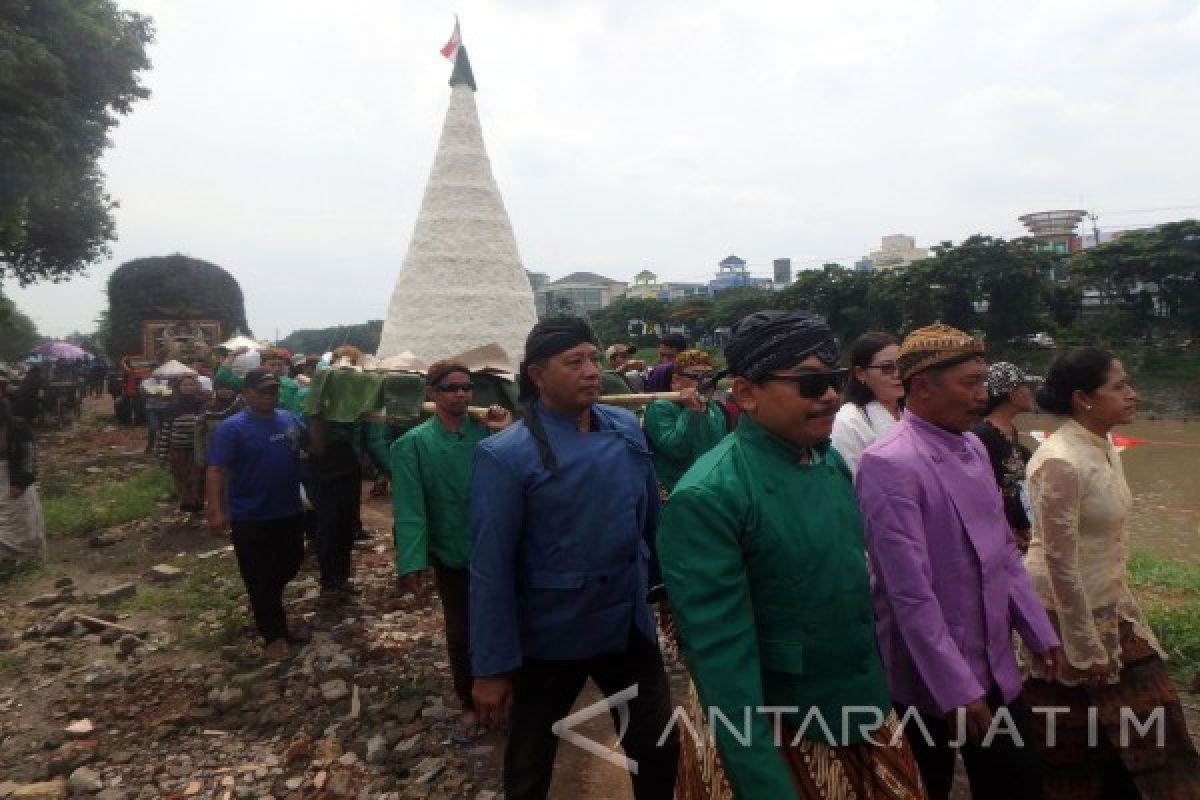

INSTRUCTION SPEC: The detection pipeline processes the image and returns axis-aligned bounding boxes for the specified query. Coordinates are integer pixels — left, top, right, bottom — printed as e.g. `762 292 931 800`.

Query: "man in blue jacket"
469 317 678 800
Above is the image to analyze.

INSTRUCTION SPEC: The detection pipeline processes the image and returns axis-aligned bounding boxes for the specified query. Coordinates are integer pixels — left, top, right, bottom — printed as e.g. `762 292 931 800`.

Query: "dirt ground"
0 397 637 799
2 396 1197 799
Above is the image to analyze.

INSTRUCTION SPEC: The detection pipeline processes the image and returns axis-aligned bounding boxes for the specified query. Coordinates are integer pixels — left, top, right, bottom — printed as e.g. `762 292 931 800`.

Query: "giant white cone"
377 49 537 367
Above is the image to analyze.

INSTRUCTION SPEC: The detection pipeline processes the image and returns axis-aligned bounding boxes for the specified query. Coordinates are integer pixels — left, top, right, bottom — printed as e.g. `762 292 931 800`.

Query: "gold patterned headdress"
896 324 985 381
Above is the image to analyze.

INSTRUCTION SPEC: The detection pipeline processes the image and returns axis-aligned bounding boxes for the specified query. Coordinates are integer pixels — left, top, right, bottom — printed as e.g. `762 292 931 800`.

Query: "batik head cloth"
896 324 985 381
724 310 839 381
986 361 1043 398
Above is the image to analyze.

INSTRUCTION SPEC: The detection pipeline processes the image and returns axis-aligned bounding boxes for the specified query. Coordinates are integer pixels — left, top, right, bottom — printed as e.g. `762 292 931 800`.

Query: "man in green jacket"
643 348 728 494
215 347 303 415
657 311 924 800
391 359 512 743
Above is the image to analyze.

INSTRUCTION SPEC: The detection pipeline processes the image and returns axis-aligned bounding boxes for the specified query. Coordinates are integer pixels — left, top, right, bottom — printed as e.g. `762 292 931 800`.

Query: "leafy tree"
667 295 714 339
1044 284 1081 331
105 254 249 358
0 0 153 285
711 287 774 328
280 321 383 356
865 268 909 334
588 296 666 346
775 265 880 345
1068 219 1200 337
0 293 39 359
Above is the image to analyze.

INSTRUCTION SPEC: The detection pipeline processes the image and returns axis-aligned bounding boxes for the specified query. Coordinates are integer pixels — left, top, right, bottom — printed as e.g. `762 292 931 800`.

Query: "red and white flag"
440 16 461 60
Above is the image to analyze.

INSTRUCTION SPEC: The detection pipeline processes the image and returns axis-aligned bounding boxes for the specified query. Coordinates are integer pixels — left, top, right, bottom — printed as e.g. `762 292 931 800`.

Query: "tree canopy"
1068 219 1200 339
585 234 1079 351
0 0 153 285
0 293 39 360
280 321 383 356
105 254 249 358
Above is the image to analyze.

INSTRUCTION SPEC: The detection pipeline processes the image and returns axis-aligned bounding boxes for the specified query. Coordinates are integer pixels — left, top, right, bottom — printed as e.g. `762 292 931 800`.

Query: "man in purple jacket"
856 324 1063 800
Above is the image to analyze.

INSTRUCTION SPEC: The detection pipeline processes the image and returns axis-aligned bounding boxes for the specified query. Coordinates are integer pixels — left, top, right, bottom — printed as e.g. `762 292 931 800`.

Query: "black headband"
724 310 839 381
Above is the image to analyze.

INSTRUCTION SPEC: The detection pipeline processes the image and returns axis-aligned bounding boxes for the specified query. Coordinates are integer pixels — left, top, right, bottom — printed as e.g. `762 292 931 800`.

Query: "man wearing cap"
855 324 1062 800
605 343 646 393
659 311 923 800
973 362 1041 553
205 367 308 661
469 317 678 800
390 358 512 744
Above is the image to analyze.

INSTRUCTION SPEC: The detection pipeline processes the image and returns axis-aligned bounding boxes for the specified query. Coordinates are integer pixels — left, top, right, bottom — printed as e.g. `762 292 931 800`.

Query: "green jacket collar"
430 413 482 440
734 412 828 467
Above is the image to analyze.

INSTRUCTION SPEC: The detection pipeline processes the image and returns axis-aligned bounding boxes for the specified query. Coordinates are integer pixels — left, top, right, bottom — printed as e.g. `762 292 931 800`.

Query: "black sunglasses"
435 382 475 393
864 362 898 376
762 368 848 399
677 370 713 382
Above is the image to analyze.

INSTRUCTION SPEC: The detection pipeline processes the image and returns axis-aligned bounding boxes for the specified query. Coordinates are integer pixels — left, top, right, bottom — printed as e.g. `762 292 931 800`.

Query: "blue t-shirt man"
207 407 306 521
204 367 310 659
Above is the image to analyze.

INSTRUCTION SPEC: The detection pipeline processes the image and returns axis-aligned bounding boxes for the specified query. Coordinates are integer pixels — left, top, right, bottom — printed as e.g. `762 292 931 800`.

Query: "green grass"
0 556 45 588
1128 550 1200 679
117 557 249 651
0 651 30 675
1129 551 1200 593
41 467 172 538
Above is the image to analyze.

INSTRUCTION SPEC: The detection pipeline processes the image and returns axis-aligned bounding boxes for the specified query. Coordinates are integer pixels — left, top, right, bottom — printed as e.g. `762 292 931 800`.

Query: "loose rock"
94 583 137 604
320 679 350 703
67 766 103 794
147 564 185 583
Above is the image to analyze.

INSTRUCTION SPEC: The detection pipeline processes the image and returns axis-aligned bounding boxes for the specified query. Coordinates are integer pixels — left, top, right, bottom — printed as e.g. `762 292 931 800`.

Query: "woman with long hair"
831 332 903 474
1020 347 1200 798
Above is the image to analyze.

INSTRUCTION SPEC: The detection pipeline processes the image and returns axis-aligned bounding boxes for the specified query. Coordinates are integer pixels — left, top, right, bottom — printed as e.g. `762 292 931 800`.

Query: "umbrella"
152 360 198 378
33 341 87 360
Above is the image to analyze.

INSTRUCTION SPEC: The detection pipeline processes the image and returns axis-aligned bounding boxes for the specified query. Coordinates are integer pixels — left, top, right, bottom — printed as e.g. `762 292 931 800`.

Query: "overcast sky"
10 0 1200 339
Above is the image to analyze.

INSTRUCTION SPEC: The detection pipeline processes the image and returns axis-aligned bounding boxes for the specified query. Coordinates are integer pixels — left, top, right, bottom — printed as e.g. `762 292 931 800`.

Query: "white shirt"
196 375 213 392
831 400 898 475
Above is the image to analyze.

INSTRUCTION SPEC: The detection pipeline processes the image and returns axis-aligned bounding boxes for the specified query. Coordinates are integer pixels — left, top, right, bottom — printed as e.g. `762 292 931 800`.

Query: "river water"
1019 415 1200 564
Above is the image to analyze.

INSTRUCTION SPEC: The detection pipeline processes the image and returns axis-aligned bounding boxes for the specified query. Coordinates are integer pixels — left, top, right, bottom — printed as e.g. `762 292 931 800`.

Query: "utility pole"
1089 211 1100 247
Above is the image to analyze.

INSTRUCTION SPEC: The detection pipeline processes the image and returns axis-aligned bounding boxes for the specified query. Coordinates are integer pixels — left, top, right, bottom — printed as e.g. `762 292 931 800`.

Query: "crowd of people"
2 315 1198 800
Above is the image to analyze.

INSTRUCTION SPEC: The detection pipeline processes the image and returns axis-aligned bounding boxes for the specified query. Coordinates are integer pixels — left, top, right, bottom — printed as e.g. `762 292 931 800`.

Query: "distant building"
1018 210 1087 255
625 270 708 302
543 272 628 315
773 258 792 286
625 270 662 299
1080 229 1129 249
527 271 549 316
854 257 875 272
868 235 929 271
709 254 772 293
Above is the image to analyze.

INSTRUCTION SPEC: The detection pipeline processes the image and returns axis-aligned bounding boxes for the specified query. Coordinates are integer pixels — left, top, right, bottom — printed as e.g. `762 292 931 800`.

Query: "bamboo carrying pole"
420 392 685 418
362 392 686 424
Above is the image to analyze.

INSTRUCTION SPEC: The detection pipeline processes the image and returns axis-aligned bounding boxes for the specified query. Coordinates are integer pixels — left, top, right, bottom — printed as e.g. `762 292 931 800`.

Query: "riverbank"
1129 551 1200 681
